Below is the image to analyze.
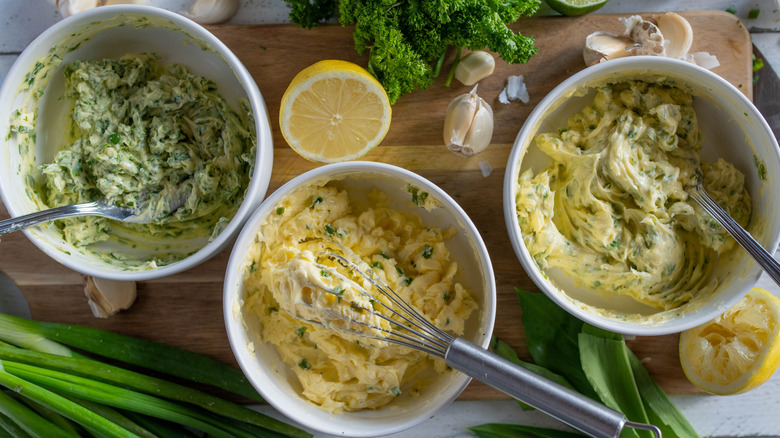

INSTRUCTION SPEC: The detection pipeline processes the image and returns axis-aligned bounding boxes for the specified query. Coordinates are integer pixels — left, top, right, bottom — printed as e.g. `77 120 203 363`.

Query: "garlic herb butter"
516 81 751 310
39 53 254 267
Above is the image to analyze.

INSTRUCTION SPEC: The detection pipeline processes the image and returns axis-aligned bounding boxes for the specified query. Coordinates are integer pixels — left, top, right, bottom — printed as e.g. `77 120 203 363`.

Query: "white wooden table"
2 1 780 436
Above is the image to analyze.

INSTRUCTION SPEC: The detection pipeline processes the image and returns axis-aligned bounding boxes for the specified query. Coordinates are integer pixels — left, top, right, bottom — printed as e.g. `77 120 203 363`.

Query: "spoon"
0 188 190 237
686 171 780 287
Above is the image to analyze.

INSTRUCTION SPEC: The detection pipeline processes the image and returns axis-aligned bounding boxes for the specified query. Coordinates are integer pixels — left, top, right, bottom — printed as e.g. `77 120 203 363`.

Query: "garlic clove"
443 85 494 157
454 51 496 86
185 0 240 25
583 32 634 66
443 86 479 147
459 99 494 157
83 275 137 318
655 12 693 59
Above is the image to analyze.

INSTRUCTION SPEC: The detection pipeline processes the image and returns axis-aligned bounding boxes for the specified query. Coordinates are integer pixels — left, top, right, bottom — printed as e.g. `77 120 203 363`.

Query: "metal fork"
686 175 780 287
0 188 191 236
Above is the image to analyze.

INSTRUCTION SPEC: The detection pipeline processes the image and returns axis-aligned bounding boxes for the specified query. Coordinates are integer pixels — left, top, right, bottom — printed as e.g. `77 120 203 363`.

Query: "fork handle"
0 202 102 236
445 338 661 438
690 186 780 287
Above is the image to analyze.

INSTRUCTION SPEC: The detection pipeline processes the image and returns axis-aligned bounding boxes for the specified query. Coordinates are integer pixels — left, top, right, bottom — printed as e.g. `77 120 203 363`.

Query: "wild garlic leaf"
515 288 598 400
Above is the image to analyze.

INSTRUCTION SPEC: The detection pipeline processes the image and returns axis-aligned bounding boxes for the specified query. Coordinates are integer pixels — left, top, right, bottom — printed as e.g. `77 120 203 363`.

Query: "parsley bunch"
284 0 541 103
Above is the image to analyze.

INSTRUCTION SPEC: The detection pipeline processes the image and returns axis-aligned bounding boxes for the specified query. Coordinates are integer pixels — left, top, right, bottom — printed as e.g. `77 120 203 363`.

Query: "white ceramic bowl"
224 162 496 437
0 5 273 280
503 57 780 336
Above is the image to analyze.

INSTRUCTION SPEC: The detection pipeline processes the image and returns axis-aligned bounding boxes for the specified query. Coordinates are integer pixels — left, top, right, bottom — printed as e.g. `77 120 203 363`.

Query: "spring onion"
0 314 260 401
122 411 200 438
0 313 310 438
3 360 258 438
0 345 300 437
0 389 75 438
0 366 137 437
0 412 33 438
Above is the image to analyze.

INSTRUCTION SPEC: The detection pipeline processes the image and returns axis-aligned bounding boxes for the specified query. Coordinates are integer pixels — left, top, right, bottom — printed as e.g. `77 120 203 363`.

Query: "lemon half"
679 287 780 395
279 60 391 163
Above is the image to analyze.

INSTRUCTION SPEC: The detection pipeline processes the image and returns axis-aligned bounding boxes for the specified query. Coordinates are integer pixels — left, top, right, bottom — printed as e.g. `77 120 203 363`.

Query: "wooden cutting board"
0 11 752 399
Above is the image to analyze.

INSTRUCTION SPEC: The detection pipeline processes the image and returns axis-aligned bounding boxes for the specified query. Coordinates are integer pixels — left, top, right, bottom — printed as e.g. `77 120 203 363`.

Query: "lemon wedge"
679 287 780 395
279 60 392 163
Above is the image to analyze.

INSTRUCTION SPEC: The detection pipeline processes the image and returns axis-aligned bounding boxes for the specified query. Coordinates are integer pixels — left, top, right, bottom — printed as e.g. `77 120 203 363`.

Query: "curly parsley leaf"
285 0 540 103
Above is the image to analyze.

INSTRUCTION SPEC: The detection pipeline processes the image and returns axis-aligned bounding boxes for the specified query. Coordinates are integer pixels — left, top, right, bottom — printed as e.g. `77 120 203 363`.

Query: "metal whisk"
289 247 662 438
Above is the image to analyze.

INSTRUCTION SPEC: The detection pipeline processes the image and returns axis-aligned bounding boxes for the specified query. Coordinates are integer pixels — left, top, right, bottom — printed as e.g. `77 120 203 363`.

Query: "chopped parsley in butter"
516 81 751 310
39 53 254 264
243 184 477 413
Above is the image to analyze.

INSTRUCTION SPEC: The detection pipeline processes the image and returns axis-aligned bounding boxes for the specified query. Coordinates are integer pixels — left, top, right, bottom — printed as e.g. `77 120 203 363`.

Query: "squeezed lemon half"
279 60 392 163
679 287 780 395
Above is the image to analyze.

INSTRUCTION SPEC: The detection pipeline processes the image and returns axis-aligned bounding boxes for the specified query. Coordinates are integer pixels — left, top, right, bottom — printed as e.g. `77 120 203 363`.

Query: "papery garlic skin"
185 0 240 24
454 51 496 86
443 86 494 157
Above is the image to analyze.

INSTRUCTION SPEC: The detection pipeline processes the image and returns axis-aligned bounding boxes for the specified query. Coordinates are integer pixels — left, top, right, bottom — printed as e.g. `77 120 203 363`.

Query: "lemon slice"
679 287 780 395
279 60 392 163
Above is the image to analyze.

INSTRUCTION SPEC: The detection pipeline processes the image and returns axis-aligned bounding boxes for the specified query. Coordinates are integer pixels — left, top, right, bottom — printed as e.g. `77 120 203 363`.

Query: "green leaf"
468 423 584 437
514 289 598 399
491 336 577 402
578 329 650 438
627 351 700 438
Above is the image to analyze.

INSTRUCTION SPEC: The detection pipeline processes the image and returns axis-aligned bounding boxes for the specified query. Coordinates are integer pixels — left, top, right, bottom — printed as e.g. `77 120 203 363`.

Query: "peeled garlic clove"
620 15 666 57
454 51 496 86
583 32 634 66
83 275 137 318
655 12 693 59
185 0 240 24
443 85 494 157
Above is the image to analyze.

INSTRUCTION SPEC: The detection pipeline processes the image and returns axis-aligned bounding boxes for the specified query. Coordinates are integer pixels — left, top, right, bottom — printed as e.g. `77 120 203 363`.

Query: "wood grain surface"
0 11 752 400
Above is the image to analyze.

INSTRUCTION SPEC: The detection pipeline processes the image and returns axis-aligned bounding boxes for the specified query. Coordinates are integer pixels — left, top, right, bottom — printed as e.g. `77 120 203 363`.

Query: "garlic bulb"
185 0 240 24
83 276 137 318
48 0 143 17
443 85 494 157
583 13 694 66
49 0 98 17
454 51 496 86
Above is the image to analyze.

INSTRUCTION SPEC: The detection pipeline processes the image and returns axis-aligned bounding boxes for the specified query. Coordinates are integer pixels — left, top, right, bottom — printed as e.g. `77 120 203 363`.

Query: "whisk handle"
445 338 660 438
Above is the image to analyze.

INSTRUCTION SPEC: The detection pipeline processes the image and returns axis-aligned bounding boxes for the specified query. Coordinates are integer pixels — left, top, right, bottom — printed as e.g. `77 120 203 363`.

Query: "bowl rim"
502 56 780 336
223 161 496 437
0 4 274 281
